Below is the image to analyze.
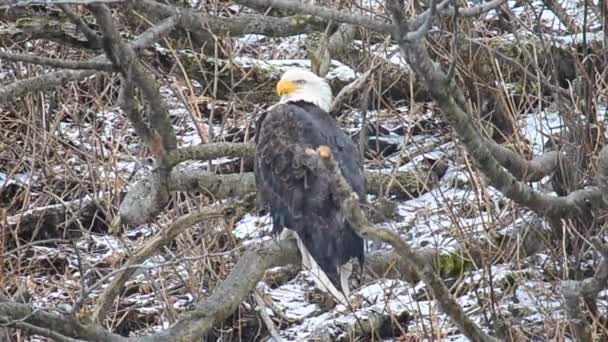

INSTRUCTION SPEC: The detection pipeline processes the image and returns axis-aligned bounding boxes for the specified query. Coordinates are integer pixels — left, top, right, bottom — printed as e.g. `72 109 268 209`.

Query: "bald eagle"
254 69 365 305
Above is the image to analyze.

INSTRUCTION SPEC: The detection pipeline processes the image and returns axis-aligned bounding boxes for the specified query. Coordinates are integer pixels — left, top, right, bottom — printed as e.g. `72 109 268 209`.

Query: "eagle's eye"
294 79 306 85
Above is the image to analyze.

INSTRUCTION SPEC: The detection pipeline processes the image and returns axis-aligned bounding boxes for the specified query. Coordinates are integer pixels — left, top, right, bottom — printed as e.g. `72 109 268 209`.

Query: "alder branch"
0 0 123 8
118 69 156 147
135 234 435 340
0 294 126 342
234 0 394 34
122 163 432 226
541 0 581 34
58 3 102 46
312 146 499 342
139 238 299 341
405 0 437 41
91 4 177 152
561 237 608 341
440 0 508 17
0 51 114 71
236 0 508 38
166 143 255 168
93 205 232 323
386 0 604 221
330 66 376 114
561 146 608 339
0 14 180 103
135 0 328 39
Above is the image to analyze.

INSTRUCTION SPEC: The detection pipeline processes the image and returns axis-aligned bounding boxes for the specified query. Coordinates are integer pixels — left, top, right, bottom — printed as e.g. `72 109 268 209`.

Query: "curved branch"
91 4 177 152
0 51 114 71
315 145 500 342
136 0 328 38
93 205 231 323
141 238 300 342
0 295 126 342
387 0 603 220
234 0 394 33
0 15 180 103
166 143 255 168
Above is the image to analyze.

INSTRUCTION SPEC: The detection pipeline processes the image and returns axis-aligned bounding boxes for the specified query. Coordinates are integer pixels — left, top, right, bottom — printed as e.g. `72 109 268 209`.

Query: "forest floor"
2 0 608 341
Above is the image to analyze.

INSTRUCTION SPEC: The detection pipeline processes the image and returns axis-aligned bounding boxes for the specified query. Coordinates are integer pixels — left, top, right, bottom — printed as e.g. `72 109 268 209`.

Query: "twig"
234 0 394 33
0 15 180 103
0 0 123 8
0 51 113 71
92 205 231 323
253 291 284 342
70 240 88 319
330 65 377 114
58 3 102 46
358 83 372 161
405 0 437 41
90 4 177 153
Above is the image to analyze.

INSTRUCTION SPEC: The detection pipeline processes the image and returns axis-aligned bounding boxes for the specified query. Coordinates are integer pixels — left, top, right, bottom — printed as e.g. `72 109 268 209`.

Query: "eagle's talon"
317 145 332 159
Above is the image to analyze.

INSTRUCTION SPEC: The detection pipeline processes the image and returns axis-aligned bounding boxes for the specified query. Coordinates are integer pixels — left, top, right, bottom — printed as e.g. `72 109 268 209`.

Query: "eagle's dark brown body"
254 100 365 287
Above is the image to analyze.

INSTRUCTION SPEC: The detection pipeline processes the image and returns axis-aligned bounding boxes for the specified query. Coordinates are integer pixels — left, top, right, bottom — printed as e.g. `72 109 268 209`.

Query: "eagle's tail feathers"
286 229 350 307
339 262 353 299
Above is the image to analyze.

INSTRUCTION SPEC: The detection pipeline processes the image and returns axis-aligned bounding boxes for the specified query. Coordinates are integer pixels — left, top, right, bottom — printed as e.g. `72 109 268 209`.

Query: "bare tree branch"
58 3 102 46
234 0 394 33
385 0 603 221
405 0 437 41
0 51 114 71
139 238 299 342
330 66 377 113
90 3 177 152
93 205 231 323
136 0 328 39
166 143 255 168
0 14 180 103
312 145 500 342
0 294 126 342
0 0 123 8
118 68 156 147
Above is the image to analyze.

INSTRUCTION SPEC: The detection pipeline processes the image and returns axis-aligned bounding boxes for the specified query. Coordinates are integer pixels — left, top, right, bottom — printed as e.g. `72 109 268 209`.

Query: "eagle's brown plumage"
254 100 365 299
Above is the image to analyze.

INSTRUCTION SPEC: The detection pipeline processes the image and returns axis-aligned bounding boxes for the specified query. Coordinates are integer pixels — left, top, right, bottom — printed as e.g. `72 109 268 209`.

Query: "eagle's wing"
254 102 365 299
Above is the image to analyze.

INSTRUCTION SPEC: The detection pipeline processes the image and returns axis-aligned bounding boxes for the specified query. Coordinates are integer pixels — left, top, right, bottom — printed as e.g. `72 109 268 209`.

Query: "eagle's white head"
275 69 333 113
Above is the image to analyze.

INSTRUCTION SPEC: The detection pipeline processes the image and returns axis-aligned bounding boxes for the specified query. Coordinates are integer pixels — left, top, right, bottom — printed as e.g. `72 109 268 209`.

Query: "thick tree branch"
0 14 180 103
122 162 432 226
135 0 328 39
93 205 231 323
1 0 123 8
236 0 508 37
386 0 602 221
313 146 499 342
58 3 102 46
90 4 177 152
166 143 255 168
140 238 300 341
234 0 394 34
561 146 608 339
0 50 114 71
0 295 126 342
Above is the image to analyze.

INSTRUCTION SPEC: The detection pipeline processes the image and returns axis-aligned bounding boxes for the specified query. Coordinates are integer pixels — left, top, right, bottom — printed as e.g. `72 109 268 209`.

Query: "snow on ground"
3 0 606 340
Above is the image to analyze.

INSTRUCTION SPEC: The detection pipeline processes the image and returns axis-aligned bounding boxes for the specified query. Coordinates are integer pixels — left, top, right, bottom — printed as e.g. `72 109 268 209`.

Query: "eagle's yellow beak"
276 80 298 96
